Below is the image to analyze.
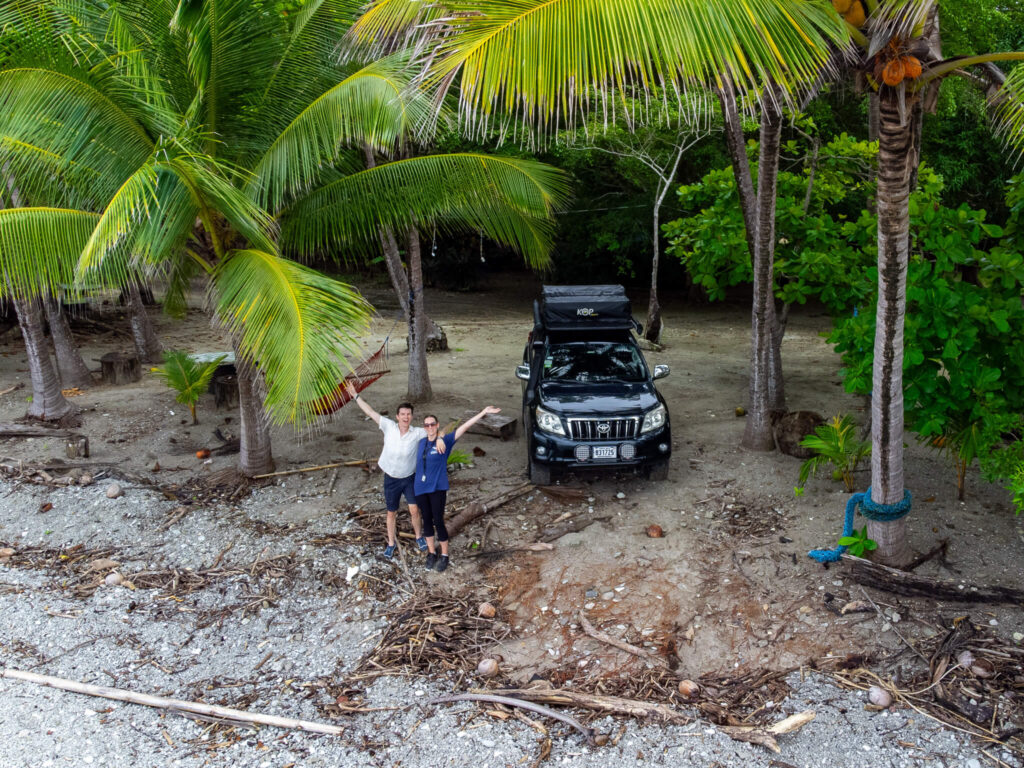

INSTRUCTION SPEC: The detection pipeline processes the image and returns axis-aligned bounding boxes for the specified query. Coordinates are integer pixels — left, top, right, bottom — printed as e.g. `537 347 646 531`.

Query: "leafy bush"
446 448 472 467
153 351 225 425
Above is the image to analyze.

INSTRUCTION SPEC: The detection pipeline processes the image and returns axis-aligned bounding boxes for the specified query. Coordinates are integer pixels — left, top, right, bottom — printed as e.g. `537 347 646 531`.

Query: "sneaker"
435 555 449 573
415 537 428 552
424 552 437 570
383 544 397 559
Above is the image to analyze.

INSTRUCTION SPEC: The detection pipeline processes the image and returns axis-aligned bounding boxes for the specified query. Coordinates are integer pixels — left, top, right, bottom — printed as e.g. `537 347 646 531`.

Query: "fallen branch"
0 383 25 397
252 459 368 480
1 668 344 736
578 612 669 669
446 482 533 538
0 423 74 438
481 687 690 726
842 554 1024 604
718 711 816 754
430 693 599 745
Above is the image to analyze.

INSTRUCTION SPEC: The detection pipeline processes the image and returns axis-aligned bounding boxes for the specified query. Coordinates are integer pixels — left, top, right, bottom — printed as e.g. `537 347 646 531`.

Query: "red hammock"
312 340 390 415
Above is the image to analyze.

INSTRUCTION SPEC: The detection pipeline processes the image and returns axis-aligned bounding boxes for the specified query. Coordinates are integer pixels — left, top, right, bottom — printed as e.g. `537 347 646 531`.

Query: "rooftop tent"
537 285 637 331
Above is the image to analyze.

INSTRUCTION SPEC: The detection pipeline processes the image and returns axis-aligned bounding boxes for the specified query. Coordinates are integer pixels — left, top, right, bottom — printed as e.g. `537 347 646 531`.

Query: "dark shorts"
383 473 417 511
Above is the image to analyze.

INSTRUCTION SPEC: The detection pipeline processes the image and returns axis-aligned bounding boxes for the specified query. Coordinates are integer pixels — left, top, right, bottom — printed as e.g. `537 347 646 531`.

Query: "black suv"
515 285 671 484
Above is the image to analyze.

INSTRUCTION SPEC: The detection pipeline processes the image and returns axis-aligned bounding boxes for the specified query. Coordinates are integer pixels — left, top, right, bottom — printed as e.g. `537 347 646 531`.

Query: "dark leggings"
416 490 449 543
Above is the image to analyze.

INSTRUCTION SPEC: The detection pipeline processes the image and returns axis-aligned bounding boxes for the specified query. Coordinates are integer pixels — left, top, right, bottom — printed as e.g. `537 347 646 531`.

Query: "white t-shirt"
377 417 426 478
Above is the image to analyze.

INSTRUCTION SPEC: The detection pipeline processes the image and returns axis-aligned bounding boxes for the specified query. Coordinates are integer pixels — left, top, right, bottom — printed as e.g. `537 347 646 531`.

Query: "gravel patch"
0 478 1015 768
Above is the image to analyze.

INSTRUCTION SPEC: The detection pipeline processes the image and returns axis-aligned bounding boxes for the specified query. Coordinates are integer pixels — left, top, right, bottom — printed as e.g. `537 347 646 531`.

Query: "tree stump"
100 352 141 385
211 367 239 410
65 435 89 459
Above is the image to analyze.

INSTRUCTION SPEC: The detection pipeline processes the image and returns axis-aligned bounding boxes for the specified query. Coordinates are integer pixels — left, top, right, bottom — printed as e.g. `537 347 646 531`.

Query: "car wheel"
646 460 669 481
529 455 552 486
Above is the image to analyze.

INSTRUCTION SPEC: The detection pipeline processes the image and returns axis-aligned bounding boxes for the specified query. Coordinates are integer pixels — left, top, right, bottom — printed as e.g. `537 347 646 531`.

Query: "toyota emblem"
597 422 611 434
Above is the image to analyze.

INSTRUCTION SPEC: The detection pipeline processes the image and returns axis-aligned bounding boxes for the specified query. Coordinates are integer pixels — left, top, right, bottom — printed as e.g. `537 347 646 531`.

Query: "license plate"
592 446 617 460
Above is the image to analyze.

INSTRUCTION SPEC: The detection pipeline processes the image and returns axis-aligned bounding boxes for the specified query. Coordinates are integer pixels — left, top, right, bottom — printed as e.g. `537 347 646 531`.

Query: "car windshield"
542 342 647 382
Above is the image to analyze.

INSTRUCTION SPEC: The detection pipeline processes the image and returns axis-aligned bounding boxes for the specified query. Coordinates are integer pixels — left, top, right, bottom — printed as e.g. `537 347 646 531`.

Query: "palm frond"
0 67 156 195
992 65 1024 163
212 249 373 425
249 56 431 212
161 151 277 256
427 0 847 136
0 206 98 299
347 0 445 57
255 0 364 119
76 159 158 280
281 152 569 267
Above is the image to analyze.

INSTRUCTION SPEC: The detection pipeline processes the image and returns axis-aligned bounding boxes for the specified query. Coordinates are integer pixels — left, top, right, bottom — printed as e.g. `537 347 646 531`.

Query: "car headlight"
641 404 667 434
535 406 565 436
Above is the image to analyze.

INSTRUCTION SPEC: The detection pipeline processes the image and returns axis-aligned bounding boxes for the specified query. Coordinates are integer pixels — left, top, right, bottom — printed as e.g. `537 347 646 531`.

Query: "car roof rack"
537 285 638 331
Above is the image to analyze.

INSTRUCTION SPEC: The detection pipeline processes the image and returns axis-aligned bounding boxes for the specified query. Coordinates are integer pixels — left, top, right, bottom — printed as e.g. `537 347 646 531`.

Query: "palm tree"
351 0 846 450
0 0 567 475
832 0 1024 565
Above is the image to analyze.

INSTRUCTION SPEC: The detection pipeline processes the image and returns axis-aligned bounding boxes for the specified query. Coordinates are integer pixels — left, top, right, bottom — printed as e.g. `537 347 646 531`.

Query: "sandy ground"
0 271 1022 766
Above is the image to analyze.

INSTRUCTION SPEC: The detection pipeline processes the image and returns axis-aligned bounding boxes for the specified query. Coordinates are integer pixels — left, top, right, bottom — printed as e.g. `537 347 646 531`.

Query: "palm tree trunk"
742 95 784 450
866 94 915 567
127 281 163 363
233 340 274 477
406 229 432 402
42 292 93 389
13 295 75 421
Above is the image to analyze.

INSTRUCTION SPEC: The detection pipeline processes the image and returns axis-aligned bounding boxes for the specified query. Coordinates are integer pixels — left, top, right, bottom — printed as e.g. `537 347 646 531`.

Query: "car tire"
646 460 669 481
529 455 552 486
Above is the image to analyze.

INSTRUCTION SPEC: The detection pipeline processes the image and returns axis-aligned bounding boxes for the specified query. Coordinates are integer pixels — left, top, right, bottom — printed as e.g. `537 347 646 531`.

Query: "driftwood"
578 612 669 669
0 423 74 438
468 542 554 559
252 459 368 479
537 485 587 502
1 668 344 736
429 693 598 745
446 482 533 538
480 686 691 726
541 515 610 543
842 554 1024 604
0 382 25 396
718 710 816 754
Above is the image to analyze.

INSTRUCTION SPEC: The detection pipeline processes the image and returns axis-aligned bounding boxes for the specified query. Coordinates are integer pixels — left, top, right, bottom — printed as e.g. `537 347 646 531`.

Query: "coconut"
957 650 976 669
646 525 664 539
104 572 124 587
78 474 93 486
477 658 499 677
868 686 892 708
478 602 497 619
677 679 700 698
105 482 123 499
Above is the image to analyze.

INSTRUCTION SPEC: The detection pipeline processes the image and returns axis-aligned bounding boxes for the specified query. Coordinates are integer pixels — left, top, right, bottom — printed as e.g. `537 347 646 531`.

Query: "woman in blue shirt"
415 405 501 572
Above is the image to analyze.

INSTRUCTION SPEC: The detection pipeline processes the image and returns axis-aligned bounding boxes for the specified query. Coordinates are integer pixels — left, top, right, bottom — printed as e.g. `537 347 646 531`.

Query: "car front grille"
568 417 639 441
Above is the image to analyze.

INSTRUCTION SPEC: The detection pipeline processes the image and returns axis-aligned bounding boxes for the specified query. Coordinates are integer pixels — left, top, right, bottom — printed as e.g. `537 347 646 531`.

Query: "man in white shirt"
345 382 445 558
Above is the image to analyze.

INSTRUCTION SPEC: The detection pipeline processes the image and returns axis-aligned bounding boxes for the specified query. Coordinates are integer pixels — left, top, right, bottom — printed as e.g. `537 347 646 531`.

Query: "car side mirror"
515 364 531 381
653 364 670 380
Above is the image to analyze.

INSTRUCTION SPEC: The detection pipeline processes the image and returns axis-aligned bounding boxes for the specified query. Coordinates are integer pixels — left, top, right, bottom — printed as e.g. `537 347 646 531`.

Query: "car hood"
536 380 662 416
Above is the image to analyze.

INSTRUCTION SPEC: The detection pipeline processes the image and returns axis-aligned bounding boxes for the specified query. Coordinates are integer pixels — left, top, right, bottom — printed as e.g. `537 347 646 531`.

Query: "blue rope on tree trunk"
807 487 912 564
